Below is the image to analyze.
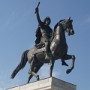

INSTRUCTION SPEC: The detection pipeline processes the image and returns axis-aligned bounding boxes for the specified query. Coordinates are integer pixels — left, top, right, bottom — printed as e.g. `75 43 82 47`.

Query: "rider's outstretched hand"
35 7 39 14
35 2 40 14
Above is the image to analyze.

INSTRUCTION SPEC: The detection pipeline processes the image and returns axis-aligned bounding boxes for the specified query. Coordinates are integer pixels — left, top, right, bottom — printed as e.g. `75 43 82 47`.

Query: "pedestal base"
7 77 76 90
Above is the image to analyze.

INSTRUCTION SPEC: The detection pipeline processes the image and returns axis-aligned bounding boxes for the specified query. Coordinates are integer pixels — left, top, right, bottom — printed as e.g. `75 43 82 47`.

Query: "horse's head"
60 17 75 36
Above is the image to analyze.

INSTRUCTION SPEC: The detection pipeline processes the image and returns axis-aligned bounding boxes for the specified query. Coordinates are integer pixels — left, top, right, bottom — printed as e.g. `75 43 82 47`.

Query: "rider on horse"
35 3 53 60
35 2 68 66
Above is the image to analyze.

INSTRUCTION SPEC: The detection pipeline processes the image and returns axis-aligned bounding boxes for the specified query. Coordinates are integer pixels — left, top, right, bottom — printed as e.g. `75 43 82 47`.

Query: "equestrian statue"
11 2 75 83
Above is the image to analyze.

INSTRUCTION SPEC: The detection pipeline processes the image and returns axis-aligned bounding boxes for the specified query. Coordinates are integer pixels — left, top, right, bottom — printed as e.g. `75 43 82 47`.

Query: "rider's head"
44 17 51 25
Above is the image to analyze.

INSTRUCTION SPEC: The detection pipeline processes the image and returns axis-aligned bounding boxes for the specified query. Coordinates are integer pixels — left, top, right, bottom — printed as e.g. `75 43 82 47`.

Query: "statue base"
7 77 76 90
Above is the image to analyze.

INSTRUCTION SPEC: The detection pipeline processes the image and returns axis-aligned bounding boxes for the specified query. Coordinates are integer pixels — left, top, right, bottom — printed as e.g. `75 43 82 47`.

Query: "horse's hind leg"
27 62 43 83
28 71 39 82
28 68 40 83
27 74 32 83
61 54 75 74
28 55 40 81
29 69 39 81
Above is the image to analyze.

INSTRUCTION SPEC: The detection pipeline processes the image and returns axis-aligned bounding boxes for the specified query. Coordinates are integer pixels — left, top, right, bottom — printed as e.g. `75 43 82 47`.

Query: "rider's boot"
45 41 54 60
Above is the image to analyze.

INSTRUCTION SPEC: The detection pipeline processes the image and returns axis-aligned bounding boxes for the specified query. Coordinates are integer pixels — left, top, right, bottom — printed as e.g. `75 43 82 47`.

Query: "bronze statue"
35 2 68 67
11 15 75 83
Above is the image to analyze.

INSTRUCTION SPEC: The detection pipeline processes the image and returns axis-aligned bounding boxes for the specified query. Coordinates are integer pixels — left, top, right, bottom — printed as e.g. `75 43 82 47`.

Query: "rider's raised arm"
35 6 43 26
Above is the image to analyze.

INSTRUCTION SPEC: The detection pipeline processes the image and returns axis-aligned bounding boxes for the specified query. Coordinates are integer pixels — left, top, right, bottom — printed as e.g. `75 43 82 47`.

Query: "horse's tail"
11 50 29 79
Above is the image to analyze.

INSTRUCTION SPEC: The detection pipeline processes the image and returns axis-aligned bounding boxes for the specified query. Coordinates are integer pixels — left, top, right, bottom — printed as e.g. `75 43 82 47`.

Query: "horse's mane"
54 23 58 32
54 19 65 32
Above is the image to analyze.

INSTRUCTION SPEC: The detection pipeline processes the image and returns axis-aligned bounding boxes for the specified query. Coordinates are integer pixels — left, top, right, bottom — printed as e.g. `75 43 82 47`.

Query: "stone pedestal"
7 77 76 90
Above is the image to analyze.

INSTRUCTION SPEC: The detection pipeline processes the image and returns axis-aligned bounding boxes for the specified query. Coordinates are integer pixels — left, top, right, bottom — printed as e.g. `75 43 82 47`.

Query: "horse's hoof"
50 75 52 77
11 75 13 79
66 69 72 74
11 73 15 79
36 75 40 81
62 62 68 66
27 81 29 84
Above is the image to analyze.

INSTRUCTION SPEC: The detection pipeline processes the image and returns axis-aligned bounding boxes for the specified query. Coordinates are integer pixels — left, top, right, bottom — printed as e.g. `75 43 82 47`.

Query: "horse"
11 17 75 83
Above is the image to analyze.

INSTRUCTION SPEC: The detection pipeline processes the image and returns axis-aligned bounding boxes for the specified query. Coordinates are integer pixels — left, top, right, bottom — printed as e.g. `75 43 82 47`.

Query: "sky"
0 0 90 90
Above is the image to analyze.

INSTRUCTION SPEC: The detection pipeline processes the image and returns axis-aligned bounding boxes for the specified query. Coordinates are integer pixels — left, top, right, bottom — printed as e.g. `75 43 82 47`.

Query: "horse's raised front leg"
61 54 75 74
